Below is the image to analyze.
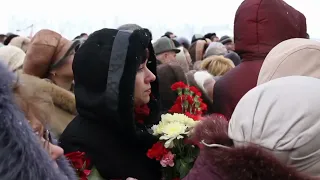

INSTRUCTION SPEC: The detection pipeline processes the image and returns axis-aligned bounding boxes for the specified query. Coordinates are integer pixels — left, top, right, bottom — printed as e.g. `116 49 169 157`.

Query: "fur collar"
0 63 76 180
18 73 76 115
187 114 317 180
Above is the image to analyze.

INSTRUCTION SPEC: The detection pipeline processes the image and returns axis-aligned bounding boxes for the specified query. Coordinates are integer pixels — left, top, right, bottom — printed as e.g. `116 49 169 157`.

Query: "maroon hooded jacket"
212 0 307 120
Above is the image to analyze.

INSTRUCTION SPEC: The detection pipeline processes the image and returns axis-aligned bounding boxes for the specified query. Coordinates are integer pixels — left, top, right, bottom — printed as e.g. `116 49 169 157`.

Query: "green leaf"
184 157 195 163
178 159 192 179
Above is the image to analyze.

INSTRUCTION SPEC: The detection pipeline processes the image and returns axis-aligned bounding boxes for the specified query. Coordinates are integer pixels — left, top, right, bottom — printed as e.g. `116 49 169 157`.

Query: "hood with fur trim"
183 115 316 180
0 62 76 180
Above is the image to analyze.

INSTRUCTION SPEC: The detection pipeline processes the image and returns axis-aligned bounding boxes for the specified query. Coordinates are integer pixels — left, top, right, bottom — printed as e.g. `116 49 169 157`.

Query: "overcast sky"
1 0 319 40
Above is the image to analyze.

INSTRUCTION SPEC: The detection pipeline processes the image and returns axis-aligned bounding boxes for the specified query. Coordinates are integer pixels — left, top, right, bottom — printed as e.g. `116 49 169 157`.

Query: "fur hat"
157 63 187 113
0 45 25 72
177 37 190 49
224 51 241 66
204 42 228 58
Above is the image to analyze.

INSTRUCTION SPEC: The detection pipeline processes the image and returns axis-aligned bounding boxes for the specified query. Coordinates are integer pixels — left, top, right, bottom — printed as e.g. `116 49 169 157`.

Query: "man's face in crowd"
225 42 235 51
169 33 177 39
212 36 220 42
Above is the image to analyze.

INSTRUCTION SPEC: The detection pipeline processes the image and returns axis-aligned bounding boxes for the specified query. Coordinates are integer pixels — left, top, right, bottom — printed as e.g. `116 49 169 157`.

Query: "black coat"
59 28 161 180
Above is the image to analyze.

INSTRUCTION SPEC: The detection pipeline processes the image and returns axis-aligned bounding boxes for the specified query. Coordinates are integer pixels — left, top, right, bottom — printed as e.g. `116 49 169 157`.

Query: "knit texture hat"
0 45 25 72
9 36 31 53
204 42 228 58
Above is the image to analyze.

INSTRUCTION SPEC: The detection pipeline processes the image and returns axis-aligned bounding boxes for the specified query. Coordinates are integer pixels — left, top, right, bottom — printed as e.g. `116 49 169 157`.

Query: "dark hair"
164 31 173 37
140 48 149 64
3 34 19 45
204 33 217 40
80 33 88 37
177 37 190 49
73 36 80 40
172 39 181 47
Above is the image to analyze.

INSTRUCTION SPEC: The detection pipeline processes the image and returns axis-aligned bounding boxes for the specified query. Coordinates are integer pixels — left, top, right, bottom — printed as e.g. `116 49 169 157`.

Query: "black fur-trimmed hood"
60 28 161 180
72 28 160 131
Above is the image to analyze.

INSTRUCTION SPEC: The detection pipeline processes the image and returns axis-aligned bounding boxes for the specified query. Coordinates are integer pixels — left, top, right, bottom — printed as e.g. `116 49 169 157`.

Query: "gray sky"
1 0 318 40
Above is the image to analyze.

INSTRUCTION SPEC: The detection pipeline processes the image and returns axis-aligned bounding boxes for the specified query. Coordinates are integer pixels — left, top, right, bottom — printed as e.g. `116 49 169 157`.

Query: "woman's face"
29 112 64 167
53 54 75 79
134 60 156 106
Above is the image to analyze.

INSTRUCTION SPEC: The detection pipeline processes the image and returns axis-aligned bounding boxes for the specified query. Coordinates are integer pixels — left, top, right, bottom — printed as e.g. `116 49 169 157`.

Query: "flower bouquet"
65 151 91 180
147 82 207 180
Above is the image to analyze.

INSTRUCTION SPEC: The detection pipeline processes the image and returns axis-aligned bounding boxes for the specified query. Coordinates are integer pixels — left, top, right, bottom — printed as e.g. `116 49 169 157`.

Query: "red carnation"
147 142 169 161
185 112 201 121
186 95 193 104
65 151 91 180
195 91 202 97
189 86 200 95
169 104 183 113
171 81 187 91
200 102 207 111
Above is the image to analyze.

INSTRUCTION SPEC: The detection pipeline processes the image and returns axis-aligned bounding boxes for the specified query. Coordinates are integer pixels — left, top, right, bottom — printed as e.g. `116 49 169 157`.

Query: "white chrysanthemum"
151 113 199 148
159 122 188 148
161 113 197 128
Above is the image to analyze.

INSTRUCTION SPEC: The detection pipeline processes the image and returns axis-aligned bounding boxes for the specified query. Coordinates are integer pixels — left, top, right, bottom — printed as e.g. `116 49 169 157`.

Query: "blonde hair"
201 55 235 76
13 75 54 137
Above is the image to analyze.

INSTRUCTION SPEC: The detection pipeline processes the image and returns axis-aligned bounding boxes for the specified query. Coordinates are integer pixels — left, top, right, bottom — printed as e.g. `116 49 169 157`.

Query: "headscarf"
258 38 320 85
229 76 320 176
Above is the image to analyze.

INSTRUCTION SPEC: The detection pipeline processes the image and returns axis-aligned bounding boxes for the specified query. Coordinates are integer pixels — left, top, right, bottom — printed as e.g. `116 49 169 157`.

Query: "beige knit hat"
0 45 25 72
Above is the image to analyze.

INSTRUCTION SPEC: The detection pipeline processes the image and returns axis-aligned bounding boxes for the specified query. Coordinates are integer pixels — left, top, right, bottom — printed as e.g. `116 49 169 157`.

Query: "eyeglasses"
35 129 53 154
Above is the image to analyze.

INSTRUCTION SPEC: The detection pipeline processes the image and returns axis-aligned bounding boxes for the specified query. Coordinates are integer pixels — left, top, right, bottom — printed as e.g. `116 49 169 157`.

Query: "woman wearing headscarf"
23 29 81 91
184 76 320 179
22 29 79 136
59 28 161 180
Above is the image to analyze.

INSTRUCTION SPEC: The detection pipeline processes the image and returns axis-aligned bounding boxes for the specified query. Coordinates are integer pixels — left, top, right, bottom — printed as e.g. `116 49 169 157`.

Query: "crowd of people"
0 0 319 179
